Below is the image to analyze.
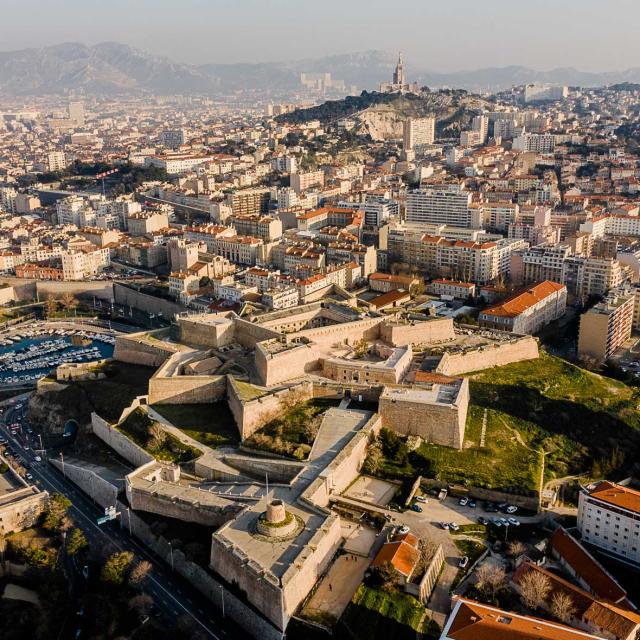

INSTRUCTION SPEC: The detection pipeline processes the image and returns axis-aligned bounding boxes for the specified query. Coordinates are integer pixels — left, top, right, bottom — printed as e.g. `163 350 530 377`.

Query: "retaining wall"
49 458 119 508
436 336 539 376
113 330 177 367
113 283 184 317
91 412 155 468
148 373 226 404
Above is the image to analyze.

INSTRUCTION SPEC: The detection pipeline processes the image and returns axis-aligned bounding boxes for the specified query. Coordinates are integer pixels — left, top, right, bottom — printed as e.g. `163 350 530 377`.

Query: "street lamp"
59 452 65 478
168 541 174 572
219 584 225 618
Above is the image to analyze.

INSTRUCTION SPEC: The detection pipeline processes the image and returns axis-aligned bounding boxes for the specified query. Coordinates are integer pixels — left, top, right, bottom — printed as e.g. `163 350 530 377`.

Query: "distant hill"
276 90 495 140
3 42 640 95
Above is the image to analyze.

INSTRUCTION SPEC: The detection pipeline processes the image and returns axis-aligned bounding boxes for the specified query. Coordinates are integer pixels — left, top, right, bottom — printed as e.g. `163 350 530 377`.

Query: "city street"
0 395 234 640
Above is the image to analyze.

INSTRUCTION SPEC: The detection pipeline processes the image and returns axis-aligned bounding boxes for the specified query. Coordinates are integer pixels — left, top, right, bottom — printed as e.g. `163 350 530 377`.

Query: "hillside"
276 90 494 140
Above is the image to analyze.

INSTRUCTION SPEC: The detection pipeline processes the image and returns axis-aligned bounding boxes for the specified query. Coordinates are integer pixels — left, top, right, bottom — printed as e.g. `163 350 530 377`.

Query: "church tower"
393 52 405 86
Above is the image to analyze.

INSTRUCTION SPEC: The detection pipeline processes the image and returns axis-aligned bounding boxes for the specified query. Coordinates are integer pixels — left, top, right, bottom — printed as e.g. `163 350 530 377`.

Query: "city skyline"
1 0 638 72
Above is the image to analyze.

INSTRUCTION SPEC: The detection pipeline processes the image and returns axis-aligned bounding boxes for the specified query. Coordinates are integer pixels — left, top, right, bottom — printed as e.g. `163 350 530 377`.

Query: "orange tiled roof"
445 598 606 640
371 538 419 578
588 481 640 514
550 527 627 603
482 280 565 318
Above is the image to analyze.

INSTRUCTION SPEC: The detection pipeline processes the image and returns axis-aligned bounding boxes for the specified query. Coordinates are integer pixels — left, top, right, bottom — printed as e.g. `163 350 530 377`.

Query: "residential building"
577 288 634 362
403 117 436 151
579 481 640 568
428 279 476 299
479 280 567 334
440 597 606 640
406 185 472 228
290 170 324 194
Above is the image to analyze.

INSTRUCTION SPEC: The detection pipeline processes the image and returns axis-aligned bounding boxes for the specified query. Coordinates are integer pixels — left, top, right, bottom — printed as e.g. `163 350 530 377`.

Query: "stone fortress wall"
113 329 178 367
91 412 155 467
435 335 539 376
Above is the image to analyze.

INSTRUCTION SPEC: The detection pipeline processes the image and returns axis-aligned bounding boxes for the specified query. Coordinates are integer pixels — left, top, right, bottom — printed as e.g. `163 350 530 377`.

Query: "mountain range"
1 42 640 95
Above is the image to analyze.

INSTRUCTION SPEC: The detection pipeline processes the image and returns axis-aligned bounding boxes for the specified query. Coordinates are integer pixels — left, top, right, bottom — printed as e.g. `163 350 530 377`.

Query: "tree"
352 338 369 359
42 493 72 532
507 541 527 559
129 560 153 586
375 561 398 593
147 422 167 449
129 593 154 614
519 570 551 611
415 538 439 575
551 591 576 624
59 292 79 313
45 294 58 319
66 528 88 556
101 551 134 585
475 563 506 599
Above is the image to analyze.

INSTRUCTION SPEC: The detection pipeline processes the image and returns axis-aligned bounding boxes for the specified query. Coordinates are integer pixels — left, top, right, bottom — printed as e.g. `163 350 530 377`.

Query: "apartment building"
159 129 187 149
577 288 635 362
578 481 640 568
479 280 567 334
225 188 271 216
290 170 324 194
512 133 557 153
145 153 213 174
127 211 169 236
403 117 435 150
230 214 282 241
61 247 110 280
406 185 472 227
428 279 477 299
369 273 419 293
184 225 236 252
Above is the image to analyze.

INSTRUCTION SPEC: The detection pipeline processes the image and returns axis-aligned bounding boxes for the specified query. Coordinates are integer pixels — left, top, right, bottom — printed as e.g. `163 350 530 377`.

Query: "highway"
0 395 237 640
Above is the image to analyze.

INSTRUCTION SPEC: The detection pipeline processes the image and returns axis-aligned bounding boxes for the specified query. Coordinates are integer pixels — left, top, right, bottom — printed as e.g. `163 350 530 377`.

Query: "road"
0 397 237 640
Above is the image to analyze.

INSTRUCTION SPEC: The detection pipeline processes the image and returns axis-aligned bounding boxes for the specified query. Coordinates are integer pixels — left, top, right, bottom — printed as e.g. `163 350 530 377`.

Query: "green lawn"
340 584 428 639
151 403 239 448
468 352 640 480
117 408 202 464
374 352 640 491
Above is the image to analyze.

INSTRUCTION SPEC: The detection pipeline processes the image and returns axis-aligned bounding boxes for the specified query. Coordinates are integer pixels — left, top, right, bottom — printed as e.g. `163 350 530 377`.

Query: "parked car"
497 502 509 512
415 495 428 503
468 500 477 508
458 556 469 569
506 505 518 514
458 497 469 506
490 517 503 527
449 522 460 531
478 516 488 525
410 504 423 513
507 517 521 526
397 525 410 535
485 502 497 512
440 522 450 530
25 473 33 481
34 456 42 462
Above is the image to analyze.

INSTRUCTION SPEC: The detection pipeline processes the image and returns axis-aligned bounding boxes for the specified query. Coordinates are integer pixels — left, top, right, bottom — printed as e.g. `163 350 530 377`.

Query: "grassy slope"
378 352 640 492
151 403 239 448
468 352 640 480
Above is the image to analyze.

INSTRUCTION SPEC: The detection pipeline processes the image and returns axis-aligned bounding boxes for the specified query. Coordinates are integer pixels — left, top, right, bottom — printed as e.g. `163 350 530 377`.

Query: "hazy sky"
1 0 638 71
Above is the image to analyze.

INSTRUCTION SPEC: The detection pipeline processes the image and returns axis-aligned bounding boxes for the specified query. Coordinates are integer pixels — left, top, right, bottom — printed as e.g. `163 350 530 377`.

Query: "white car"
507 517 521 526
458 555 469 569
397 525 410 535
415 495 428 503
34 456 42 462
506 505 518 514
449 522 460 531
458 497 469 506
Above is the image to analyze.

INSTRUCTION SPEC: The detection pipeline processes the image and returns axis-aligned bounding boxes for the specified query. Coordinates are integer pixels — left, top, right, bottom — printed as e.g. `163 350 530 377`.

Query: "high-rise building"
406 185 472 227
47 151 67 172
577 287 634 362
403 117 436 150
68 101 84 126
471 114 489 143
159 129 188 149
524 83 568 103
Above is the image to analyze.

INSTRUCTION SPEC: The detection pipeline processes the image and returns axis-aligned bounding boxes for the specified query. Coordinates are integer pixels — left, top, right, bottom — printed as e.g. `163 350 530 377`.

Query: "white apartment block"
513 133 557 153
61 248 110 280
262 286 299 311
145 154 212 175
578 481 640 567
406 185 472 228
47 151 67 172
524 84 568 103
159 129 187 149
403 117 435 150
56 195 88 226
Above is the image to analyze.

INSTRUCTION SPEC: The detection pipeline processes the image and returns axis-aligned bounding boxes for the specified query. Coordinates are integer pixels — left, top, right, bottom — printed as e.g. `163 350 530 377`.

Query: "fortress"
55 304 540 638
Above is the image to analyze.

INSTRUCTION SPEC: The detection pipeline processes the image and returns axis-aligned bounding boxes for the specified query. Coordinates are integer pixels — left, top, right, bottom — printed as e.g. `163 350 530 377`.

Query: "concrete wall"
0 490 48 535
255 342 320 387
287 316 383 347
54 459 282 640
49 458 119 508
0 277 114 302
175 315 235 349
379 382 468 449
223 454 304 483
148 373 226 404
113 282 184 317
380 317 454 346
301 414 382 509
436 336 539 376
233 317 282 348
113 331 177 367
91 412 155 468
227 378 314 441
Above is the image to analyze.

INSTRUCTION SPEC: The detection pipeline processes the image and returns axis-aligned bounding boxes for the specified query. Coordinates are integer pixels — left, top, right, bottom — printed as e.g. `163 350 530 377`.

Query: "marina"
0 327 116 384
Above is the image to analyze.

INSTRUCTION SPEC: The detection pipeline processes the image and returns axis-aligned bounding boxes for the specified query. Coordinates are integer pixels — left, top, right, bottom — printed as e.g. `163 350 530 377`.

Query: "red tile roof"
588 481 640 515
550 528 627 603
481 280 565 318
